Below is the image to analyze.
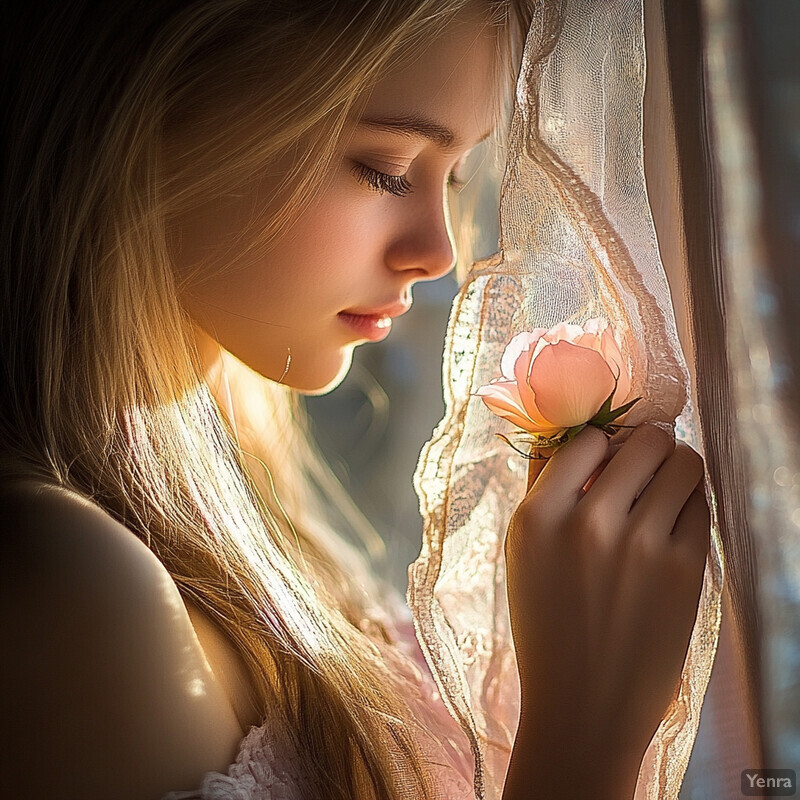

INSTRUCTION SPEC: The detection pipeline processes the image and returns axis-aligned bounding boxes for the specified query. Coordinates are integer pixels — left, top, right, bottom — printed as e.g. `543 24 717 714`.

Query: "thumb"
526 445 558 492
526 457 547 492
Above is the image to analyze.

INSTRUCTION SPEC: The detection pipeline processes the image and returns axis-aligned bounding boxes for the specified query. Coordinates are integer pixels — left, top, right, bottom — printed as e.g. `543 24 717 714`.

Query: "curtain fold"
409 1 728 797
700 0 800 785
410 0 800 795
644 0 767 794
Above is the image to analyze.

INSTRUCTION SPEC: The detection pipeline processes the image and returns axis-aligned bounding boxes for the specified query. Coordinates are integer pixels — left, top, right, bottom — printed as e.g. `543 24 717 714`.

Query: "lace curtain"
408 0 799 796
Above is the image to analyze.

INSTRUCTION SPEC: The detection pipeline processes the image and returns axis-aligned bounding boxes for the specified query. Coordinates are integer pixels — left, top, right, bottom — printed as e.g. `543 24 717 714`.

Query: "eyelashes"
351 163 412 197
351 162 467 198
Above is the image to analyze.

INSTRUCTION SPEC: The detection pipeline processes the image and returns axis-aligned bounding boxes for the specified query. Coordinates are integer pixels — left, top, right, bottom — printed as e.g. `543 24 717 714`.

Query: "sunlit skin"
172 11 501 394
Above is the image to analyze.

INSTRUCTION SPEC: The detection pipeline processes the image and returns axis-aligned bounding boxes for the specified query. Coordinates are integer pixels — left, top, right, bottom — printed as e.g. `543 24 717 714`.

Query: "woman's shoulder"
1 477 164 576
0 478 246 800
0 477 186 633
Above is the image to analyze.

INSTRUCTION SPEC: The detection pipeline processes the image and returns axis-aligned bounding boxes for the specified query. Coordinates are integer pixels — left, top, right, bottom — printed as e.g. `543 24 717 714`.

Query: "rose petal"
498 330 554 428
476 380 564 435
512 349 558 430
544 322 586 344
529 341 617 427
476 380 527 415
599 327 632 405
500 330 548 381
476 381 538 430
574 332 602 350
582 317 608 336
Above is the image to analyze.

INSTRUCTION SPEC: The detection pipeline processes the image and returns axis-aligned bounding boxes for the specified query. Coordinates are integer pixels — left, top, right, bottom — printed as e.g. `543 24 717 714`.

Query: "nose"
383 190 457 281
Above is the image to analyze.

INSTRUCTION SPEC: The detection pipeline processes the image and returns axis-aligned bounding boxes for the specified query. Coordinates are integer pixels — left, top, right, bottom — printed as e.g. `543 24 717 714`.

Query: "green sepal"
564 423 587 442
590 395 642 426
594 387 616 419
496 431 568 459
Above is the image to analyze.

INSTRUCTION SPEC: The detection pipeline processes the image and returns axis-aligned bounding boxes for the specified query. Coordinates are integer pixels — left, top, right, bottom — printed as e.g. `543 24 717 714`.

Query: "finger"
586 423 675 512
583 456 612 492
670 483 712 562
525 426 609 507
525 442 560 491
527 456 547 492
629 442 704 533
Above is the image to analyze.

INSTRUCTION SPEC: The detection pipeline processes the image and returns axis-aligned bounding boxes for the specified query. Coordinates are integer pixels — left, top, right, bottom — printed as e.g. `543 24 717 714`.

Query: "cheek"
184 199 362 314
175 176 390 393
269 186 388 298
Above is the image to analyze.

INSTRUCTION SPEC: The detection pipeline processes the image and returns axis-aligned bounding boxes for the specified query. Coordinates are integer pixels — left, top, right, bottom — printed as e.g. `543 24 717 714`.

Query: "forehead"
359 11 503 148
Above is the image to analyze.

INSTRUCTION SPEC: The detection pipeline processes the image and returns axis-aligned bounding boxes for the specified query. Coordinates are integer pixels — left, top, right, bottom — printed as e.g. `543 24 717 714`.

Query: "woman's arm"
502 711 647 800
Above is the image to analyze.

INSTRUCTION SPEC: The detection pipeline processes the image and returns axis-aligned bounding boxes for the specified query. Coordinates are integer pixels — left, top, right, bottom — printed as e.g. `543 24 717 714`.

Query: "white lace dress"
161 715 307 800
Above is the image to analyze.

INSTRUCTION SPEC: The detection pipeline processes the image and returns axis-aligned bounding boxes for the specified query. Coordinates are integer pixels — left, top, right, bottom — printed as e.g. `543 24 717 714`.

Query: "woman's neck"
192 323 252 443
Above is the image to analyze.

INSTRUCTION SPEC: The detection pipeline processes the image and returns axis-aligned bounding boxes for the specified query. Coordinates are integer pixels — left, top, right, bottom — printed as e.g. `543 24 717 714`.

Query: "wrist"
505 712 647 800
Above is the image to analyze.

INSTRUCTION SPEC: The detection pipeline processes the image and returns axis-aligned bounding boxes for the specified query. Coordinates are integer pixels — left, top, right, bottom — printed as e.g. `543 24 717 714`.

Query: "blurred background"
306 273 462 593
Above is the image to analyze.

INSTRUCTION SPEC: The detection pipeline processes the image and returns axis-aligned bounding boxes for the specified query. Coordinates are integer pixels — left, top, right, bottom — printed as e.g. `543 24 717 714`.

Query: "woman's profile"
0 1 711 799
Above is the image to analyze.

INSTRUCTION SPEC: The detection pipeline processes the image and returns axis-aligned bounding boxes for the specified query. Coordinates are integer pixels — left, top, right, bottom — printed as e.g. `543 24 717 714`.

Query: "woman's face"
172 12 501 394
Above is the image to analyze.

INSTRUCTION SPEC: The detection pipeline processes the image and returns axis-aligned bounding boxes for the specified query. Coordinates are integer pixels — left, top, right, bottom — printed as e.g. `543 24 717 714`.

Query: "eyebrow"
358 114 492 152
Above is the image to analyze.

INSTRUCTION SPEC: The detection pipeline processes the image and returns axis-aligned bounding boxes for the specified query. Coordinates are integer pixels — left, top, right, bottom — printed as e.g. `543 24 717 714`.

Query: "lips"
339 300 411 319
337 300 411 342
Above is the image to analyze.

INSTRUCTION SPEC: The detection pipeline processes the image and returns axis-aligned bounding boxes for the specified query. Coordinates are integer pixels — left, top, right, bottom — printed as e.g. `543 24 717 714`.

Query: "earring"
276 347 291 384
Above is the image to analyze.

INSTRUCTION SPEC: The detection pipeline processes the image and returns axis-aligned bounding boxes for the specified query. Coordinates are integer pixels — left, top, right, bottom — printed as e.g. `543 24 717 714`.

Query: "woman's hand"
503 423 710 798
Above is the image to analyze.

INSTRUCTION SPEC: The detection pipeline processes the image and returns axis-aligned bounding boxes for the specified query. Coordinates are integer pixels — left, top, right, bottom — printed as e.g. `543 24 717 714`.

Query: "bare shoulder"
1 479 171 585
0 480 245 800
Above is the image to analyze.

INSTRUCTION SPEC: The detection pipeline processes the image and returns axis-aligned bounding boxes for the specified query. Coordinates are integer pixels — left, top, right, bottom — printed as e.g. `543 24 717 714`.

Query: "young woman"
0 1 711 798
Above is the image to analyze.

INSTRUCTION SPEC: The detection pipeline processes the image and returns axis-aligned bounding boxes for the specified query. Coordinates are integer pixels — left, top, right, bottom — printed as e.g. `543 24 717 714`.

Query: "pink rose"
475 318 635 441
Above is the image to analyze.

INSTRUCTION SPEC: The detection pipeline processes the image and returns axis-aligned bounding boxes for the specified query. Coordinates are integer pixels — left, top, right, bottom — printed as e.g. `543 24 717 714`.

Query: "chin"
287 347 355 396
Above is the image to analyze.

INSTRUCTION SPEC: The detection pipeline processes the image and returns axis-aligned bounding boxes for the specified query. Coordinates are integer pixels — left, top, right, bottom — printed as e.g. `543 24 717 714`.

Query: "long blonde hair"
1 1 532 797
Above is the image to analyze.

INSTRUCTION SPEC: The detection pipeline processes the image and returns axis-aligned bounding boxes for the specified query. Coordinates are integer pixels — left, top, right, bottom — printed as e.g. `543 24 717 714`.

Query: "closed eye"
351 163 413 197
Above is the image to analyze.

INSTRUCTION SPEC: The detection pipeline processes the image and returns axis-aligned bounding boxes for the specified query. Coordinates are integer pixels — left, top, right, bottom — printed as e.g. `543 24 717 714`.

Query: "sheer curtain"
410 0 721 797
407 0 800 796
